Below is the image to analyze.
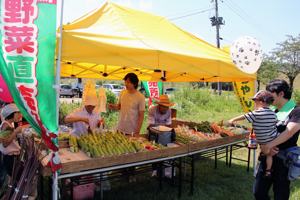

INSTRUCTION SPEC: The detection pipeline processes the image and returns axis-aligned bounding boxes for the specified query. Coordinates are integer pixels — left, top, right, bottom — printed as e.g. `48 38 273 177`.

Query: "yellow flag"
233 81 256 112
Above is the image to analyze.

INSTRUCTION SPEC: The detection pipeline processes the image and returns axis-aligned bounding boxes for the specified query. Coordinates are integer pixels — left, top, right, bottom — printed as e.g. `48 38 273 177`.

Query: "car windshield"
61 85 71 89
112 85 123 89
166 88 175 91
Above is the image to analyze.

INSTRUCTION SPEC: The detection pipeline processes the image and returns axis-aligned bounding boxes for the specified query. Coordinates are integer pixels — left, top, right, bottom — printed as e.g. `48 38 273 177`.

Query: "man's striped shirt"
244 107 278 144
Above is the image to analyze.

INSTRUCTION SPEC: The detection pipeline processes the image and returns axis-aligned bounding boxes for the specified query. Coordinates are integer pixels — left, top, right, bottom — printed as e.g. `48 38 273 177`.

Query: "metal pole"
55 0 64 117
253 149 256 177
52 172 58 200
53 0 65 199
215 0 220 49
214 0 222 95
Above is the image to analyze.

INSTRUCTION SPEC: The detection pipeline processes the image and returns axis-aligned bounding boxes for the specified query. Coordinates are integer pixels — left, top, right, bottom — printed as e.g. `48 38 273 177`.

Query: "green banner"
0 0 58 151
141 81 163 99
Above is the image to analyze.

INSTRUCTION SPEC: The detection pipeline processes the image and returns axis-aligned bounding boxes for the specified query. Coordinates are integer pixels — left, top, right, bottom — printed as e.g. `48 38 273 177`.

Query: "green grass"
170 88 244 122
100 148 300 200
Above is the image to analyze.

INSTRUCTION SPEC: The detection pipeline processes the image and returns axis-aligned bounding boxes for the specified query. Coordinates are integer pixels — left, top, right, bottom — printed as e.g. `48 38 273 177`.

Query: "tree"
257 56 279 89
271 34 300 90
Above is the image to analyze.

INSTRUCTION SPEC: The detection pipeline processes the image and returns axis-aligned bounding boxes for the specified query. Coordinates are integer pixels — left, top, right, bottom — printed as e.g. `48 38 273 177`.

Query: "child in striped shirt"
228 90 279 177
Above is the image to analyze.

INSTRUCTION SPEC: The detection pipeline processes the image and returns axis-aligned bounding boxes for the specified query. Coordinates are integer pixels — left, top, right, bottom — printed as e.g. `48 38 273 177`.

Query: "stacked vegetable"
0 130 12 139
76 132 144 157
211 122 235 137
140 140 165 151
58 132 70 140
194 121 212 133
175 125 207 144
69 135 79 153
175 120 249 144
211 122 249 136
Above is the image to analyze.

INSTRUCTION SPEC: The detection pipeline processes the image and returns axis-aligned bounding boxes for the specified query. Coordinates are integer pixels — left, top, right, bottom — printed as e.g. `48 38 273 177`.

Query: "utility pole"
215 0 221 48
210 0 224 95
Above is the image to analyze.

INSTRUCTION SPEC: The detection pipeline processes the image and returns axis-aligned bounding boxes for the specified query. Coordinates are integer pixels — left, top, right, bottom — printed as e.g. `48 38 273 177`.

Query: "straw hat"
1 103 19 119
82 81 98 106
84 95 98 106
155 95 174 107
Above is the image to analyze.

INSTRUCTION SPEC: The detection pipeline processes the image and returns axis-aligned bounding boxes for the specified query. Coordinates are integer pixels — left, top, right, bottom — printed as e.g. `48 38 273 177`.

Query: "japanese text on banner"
0 0 60 172
233 81 255 112
2 0 43 127
148 82 160 99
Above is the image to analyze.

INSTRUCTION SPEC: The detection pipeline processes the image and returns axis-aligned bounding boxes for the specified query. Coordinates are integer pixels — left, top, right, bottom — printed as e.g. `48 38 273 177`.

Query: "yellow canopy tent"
60 2 256 82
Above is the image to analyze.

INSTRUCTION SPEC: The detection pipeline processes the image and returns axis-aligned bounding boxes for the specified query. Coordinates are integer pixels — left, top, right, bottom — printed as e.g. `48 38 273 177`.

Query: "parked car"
60 84 77 97
102 84 124 96
72 82 83 98
164 87 176 95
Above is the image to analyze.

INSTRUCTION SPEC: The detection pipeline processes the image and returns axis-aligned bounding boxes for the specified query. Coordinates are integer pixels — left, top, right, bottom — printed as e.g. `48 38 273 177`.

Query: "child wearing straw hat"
65 82 102 136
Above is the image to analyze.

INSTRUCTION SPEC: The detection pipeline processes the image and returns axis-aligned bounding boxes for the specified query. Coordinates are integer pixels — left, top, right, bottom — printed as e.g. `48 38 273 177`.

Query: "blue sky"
60 0 300 54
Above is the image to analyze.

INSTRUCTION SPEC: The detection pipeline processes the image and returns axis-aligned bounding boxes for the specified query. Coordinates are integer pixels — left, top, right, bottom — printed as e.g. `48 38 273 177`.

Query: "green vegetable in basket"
194 121 212 133
0 130 12 139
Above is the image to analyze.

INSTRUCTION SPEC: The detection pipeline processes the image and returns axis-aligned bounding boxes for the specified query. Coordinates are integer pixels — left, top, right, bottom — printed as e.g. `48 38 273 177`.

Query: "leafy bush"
59 102 81 124
170 88 243 122
293 89 300 105
106 90 117 104
101 90 118 128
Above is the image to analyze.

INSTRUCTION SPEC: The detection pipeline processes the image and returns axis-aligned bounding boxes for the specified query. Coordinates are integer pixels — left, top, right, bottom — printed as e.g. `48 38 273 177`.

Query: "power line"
166 7 213 18
227 0 270 34
224 1 251 26
169 8 214 21
227 0 253 20
223 0 273 39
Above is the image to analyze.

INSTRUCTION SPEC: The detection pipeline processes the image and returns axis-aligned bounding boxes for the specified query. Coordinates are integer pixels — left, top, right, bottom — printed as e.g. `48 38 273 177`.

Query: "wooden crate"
171 119 199 128
146 144 189 160
59 140 69 148
42 143 189 176
188 134 247 152
42 149 151 176
60 151 149 174
172 119 248 152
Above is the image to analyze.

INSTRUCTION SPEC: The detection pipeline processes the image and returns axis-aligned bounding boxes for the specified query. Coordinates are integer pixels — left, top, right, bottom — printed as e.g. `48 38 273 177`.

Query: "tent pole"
52 171 59 200
53 0 65 200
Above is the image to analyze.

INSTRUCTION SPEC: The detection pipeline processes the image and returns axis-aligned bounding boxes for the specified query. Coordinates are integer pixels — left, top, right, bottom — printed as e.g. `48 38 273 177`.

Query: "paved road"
59 97 82 104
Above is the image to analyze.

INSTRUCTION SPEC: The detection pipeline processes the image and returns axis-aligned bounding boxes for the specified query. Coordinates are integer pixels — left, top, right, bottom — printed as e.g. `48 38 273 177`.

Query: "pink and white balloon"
230 36 263 74
0 73 13 103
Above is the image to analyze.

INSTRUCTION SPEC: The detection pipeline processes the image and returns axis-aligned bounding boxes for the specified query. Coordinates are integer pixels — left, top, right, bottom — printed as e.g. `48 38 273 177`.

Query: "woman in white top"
0 103 23 176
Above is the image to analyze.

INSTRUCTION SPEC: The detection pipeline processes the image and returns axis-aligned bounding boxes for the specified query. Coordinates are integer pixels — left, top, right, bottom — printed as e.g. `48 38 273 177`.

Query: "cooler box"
148 126 176 146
